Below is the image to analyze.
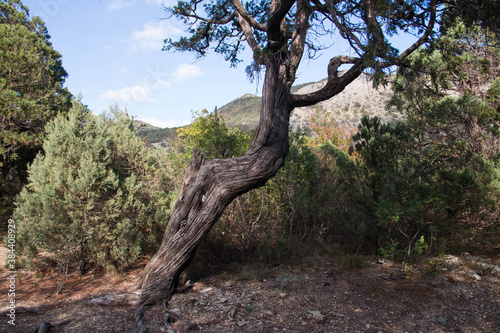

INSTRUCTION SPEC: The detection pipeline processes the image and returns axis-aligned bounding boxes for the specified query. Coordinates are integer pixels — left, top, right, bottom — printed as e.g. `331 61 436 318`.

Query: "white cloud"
125 21 182 54
140 117 189 129
172 64 203 82
108 0 134 10
99 85 153 104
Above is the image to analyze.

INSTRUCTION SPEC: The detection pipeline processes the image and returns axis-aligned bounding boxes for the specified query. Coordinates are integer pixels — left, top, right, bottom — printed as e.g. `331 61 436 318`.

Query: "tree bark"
135 57 293 331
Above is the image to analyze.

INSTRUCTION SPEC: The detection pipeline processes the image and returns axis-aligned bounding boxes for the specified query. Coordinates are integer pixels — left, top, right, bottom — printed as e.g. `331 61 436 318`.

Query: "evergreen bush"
14 102 173 274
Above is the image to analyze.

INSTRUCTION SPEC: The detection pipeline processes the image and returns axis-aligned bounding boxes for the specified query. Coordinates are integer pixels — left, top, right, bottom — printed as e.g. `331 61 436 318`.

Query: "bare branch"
268 0 297 43
236 12 262 60
291 55 365 107
325 0 365 53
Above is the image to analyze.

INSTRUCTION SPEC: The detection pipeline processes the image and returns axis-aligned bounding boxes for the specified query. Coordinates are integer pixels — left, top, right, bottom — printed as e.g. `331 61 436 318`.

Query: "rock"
467 270 482 281
308 310 325 321
199 287 213 294
448 274 466 283
228 306 238 320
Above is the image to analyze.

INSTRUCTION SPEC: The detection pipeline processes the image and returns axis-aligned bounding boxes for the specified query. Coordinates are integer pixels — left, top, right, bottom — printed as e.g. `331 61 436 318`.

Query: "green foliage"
199 127 319 261
443 0 500 33
376 22 500 255
0 0 71 160
177 109 250 159
14 102 173 273
0 0 71 223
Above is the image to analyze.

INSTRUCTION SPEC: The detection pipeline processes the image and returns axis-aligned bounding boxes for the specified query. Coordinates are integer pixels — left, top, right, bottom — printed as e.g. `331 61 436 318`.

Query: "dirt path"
1 245 499 333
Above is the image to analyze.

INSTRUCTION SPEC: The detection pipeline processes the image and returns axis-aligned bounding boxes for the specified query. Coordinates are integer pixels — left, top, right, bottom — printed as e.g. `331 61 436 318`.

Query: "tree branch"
230 0 267 31
362 0 386 50
169 1 235 25
268 0 297 42
288 0 311 82
325 0 365 54
397 0 438 62
291 55 365 107
236 12 262 61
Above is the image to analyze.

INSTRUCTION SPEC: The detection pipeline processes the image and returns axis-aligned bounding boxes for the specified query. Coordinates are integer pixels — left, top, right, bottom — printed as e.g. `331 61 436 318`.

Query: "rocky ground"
1 248 499 333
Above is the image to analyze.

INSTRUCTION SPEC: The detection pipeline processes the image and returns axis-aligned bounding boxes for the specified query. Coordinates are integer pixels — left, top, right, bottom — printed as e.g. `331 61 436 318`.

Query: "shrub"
14 102 173 274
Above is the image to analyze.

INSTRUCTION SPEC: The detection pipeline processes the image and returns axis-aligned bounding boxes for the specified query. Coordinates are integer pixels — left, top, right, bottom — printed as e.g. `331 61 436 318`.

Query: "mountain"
138 74 401 144
217 94 261 133
133 120 179 147
218 73 401 132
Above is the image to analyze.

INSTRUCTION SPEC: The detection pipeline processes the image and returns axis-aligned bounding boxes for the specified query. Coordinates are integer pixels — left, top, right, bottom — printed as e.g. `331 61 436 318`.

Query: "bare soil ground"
1 245 499 333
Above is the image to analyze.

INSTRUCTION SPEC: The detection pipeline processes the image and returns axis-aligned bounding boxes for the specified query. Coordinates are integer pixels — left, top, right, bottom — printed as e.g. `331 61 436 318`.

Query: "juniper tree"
385 21 500 252
14 102 173 281
135 1 482 331
0 0 71 221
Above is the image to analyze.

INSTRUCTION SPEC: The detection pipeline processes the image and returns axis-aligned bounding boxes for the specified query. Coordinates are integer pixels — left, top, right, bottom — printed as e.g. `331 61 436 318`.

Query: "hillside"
218 74 401 132
138 74 401 144
290 74 401 128
133 120 179 147
217 94 262 133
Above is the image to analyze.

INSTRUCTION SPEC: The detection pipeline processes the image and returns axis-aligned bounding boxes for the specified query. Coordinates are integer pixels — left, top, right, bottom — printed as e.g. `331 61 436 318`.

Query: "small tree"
14 102 173 282
177 109 250 159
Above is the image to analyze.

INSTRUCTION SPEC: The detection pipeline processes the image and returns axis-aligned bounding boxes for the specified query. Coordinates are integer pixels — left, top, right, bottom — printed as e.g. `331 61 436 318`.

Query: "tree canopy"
164 0 442 105
0 0 70 162
15 103 174 282
0 0 71 221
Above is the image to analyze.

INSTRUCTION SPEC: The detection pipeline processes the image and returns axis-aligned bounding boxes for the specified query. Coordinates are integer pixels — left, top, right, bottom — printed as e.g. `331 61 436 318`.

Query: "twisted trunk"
135 57 293 329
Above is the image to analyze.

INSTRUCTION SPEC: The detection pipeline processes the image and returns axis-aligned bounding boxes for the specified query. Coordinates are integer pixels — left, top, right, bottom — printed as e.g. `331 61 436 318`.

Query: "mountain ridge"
138 74 400 144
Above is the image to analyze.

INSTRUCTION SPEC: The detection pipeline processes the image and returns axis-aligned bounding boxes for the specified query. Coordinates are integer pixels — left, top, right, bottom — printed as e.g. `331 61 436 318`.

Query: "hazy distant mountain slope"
133 120 160 132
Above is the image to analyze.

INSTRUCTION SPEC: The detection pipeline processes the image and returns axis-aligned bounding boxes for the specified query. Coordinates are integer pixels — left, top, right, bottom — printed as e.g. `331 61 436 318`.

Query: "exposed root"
135 303 153 333
31 319 70 333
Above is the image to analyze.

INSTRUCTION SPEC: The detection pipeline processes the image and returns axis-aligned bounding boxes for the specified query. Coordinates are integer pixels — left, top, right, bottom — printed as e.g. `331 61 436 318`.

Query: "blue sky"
21 0 336 128
21 1 416 128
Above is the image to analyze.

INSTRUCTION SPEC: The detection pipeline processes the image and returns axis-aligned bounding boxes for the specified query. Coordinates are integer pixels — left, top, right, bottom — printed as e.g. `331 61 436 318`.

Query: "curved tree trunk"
133 0 441 330
135 58 293 331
